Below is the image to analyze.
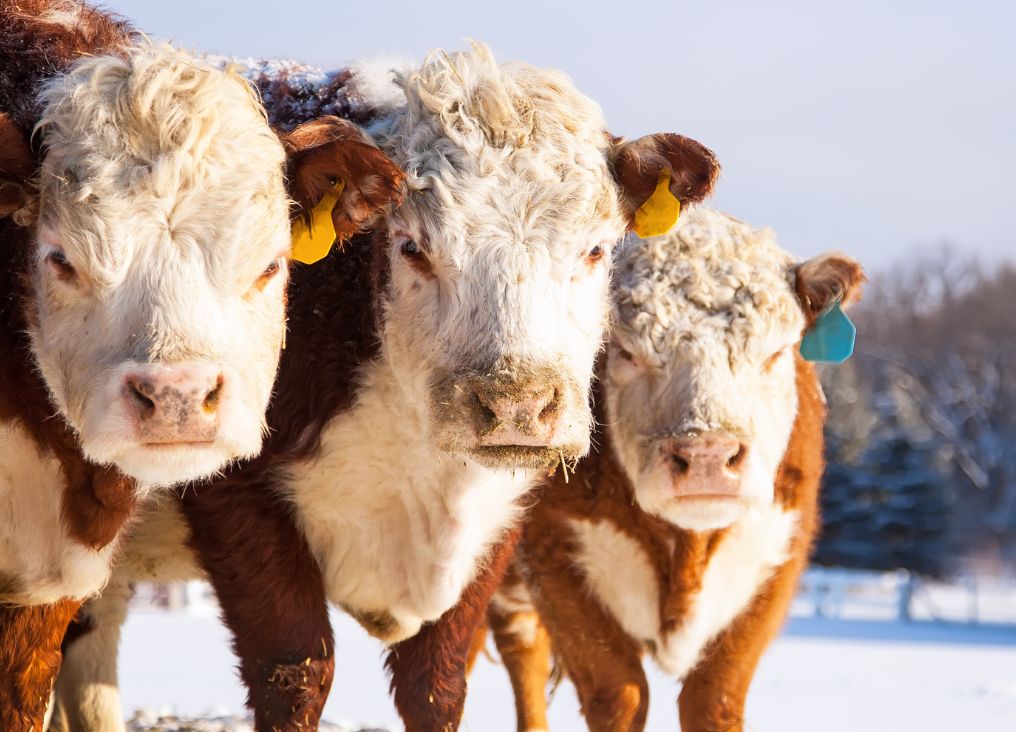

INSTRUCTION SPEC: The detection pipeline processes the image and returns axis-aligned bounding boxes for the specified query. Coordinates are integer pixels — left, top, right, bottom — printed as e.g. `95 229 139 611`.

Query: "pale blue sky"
107 0 1014 270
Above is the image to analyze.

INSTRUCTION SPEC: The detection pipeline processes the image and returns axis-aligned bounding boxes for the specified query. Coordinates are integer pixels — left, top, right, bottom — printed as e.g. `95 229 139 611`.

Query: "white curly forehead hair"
374 41 620 238
614 208 805 365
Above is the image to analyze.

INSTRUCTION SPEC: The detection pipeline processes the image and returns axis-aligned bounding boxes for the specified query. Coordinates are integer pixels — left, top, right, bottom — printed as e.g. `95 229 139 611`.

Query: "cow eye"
254 258 284 290
762 348 788 373
400 239 423 259
45 249 77 282
586 244 605 264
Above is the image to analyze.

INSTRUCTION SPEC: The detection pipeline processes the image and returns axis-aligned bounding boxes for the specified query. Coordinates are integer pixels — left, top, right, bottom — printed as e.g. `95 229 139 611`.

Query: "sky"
105 0 1015 271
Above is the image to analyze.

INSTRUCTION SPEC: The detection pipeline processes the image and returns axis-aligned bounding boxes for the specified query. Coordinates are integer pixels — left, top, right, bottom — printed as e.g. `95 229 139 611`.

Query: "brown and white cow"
0 3 402 728
52 44 720 732
483 209 865 731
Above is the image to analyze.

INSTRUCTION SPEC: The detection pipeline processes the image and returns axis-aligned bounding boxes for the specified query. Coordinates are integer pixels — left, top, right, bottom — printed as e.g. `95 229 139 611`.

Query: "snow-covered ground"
119 585 1016 732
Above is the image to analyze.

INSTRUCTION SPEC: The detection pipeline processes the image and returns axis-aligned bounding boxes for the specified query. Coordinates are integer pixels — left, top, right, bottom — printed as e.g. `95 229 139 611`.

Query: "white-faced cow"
0 3 402 728
51 43 720 732
479 208 865 732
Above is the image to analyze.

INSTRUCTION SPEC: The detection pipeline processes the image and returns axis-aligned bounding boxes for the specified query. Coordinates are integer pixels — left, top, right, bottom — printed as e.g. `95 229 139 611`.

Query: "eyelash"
253 258 284 291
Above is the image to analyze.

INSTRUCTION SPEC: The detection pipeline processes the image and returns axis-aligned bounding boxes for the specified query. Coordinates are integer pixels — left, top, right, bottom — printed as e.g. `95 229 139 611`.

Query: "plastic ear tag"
634 169 681 238
800 301 856 363
290 178 345 264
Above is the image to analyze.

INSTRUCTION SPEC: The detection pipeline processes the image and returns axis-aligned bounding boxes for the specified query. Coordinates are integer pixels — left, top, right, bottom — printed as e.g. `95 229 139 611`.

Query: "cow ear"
0 113 36 224
794 252 866 325
281 116 404 244
609 133 720 234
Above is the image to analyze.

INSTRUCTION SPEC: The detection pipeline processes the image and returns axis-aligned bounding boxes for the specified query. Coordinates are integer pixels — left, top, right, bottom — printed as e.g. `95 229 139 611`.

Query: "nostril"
726 444 749 471
670 452 690 475
203 375 225 414
536 387 559 425
472 391 498 424
126 379 156 420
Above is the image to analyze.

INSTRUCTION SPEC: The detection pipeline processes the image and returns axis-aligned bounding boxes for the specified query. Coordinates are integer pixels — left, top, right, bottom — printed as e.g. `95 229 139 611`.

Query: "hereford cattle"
52 44 720 732
483 209 865 731
0 3 402 729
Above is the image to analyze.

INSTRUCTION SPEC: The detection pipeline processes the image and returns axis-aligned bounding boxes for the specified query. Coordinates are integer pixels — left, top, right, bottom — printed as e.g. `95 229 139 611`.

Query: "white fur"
570 506 799 679
285 359 534 643
567 518 661 645
29 45 290 489
0 421 116 603
605 209 806 530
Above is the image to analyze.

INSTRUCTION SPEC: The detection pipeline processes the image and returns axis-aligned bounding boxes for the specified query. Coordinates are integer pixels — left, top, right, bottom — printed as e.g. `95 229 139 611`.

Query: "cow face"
604 210 864 531
372 44 719 470
0 47 402 488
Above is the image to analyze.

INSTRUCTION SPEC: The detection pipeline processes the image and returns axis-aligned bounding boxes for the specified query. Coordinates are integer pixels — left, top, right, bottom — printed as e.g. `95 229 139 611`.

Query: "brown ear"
0 113 35 220
794 252 866 325
281 116 405 243
609 133 720 230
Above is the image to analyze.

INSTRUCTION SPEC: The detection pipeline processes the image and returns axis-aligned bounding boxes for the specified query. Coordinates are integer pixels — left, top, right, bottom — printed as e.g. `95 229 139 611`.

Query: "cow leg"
0 599 80 732
526 542 648 732
678 556 806 732
488 601 553 732
51 580 131 732
386 528 520 732
178 482 334 732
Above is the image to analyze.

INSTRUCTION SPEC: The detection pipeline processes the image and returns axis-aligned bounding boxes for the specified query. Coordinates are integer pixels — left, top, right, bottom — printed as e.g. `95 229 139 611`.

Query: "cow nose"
665 431 748 498
473 382 560 447
123 364 224 444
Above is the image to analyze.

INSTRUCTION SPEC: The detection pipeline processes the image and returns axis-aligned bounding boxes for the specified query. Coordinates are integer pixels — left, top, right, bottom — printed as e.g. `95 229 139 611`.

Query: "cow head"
0 46 402 488
368 43 719 470
604 209 864 531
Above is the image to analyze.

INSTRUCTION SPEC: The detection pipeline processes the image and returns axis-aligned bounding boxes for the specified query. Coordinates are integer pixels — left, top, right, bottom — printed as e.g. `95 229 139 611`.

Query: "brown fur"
0 599 81 732
492 356 826 731
0 0 135 142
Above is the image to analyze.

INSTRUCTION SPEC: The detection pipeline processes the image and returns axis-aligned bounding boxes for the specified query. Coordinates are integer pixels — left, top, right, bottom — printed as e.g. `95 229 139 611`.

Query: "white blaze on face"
369 44 626 469
28 46 291 488
604 209 806 531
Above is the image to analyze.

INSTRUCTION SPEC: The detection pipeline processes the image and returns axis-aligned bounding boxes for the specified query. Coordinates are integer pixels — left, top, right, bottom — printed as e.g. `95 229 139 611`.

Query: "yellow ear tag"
290 178 345 264
633 169 681 238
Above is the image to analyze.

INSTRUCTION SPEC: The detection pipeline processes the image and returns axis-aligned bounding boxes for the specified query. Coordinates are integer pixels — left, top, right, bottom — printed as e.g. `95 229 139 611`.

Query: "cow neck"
238 228 384 470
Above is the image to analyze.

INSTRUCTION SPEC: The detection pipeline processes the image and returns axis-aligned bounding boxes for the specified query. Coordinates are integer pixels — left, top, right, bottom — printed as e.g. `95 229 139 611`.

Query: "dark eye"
254 258 283 290
45 249 77 281
586 244 605 264
401 239 422 259
762 349 786 373
616 347 635 362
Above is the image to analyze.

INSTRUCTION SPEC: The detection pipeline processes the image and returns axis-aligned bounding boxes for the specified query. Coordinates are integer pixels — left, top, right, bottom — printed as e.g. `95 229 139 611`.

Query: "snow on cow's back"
206 54 414 129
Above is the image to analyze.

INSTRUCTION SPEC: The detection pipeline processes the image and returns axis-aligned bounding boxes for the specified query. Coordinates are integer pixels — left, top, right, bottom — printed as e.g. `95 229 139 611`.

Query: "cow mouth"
467 445 565 470
139 440 217 448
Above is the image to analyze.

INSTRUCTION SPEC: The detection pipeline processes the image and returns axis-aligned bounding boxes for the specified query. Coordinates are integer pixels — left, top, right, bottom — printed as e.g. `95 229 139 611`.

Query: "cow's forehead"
377 44 625 249
34 44 288 276
614 209 805 362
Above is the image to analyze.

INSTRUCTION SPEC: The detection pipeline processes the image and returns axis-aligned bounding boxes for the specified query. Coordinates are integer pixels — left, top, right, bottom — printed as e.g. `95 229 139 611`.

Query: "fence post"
896 570 913 622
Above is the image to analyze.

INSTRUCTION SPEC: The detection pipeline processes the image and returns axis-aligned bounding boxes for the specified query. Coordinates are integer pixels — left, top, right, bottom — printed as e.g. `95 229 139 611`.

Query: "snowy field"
118 574 1016 732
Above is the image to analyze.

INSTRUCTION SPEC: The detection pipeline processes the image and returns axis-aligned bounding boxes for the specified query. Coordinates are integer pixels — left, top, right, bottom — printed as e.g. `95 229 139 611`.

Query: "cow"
481 209 865 731
0 3 403 729
50 44 721 732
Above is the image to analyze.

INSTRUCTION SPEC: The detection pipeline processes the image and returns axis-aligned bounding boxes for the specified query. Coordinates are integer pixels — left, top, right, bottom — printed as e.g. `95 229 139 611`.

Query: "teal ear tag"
800 301 856 363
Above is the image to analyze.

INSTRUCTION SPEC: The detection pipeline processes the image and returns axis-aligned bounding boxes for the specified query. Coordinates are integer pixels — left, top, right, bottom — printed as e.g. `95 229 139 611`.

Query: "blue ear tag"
800 301 856 363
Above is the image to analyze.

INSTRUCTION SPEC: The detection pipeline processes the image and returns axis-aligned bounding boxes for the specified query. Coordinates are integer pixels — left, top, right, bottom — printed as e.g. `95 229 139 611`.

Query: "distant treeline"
816 248 1016 578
